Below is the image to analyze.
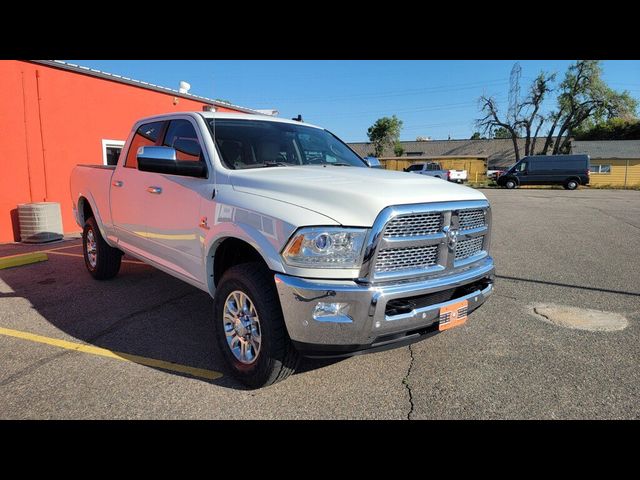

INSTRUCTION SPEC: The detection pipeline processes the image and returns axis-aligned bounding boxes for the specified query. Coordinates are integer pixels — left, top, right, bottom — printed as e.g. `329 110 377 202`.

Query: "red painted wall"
0 60 244 242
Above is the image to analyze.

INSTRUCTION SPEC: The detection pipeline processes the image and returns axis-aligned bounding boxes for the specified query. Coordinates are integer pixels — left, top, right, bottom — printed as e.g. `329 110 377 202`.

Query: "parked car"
404 162 468 183
486 169 504 180
70 112 495 388
497 154 590 190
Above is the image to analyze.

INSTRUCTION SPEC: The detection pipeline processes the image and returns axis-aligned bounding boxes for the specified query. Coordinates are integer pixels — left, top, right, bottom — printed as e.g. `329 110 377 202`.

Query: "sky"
68 60 640 142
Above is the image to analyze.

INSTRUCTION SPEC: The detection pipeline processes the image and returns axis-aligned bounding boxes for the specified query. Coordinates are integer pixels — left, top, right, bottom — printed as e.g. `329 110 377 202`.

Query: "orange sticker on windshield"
439 300 468 331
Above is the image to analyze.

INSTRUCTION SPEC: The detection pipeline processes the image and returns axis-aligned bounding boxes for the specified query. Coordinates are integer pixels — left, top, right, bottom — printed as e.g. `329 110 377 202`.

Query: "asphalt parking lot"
1 188 639 419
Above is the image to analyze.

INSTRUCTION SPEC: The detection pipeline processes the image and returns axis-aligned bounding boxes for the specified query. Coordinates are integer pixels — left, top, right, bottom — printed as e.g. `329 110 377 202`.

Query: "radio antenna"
212 75 216 147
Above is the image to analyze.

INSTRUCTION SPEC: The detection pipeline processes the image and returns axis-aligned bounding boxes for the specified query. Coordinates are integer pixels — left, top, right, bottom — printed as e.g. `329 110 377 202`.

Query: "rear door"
110 121 167 253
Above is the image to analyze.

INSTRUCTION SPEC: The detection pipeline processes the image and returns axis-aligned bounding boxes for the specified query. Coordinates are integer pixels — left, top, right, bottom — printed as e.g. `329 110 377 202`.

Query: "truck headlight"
282 227 368 268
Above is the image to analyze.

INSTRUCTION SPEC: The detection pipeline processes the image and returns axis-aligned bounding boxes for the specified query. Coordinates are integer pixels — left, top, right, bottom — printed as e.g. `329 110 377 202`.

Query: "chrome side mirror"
137 146 207 178
364 156 382 168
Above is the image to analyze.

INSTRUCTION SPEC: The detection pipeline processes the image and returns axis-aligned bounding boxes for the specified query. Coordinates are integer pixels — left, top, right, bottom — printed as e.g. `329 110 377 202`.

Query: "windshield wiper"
262 162 289 167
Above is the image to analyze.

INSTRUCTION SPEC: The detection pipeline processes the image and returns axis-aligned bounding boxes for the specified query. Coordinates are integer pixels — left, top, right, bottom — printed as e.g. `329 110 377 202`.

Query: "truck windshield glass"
206 119 366 169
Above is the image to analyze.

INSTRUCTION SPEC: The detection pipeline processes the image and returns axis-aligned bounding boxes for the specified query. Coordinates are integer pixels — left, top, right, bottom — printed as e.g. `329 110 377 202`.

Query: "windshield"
205 119 366 169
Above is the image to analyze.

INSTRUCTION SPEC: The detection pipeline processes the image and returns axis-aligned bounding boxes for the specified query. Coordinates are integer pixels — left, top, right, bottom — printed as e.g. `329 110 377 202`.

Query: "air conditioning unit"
18 202 64 243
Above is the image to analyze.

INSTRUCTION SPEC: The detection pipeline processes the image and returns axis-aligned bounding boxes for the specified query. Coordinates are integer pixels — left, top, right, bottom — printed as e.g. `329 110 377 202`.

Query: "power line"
236 79 510 104
308 99 509 120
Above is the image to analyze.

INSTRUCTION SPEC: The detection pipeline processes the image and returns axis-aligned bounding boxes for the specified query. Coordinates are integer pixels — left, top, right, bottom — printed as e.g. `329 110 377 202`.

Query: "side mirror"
137 146 207 178
364 156 382 168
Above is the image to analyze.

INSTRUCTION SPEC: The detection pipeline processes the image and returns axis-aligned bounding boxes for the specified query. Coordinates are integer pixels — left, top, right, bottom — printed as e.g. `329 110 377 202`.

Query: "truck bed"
70 164 116 229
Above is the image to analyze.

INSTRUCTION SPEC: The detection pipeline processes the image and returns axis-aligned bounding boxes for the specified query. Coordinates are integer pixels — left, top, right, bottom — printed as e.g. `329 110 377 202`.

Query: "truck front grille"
365 201 491 282
455 236 484 260
383 212 443 237
374 245 439 272
458 209 485 230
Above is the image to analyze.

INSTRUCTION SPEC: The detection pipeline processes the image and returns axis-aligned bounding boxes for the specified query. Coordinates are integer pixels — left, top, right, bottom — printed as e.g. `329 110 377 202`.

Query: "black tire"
82 216 122 280
564 178 579 190
213 262 299 388
505 178 517 189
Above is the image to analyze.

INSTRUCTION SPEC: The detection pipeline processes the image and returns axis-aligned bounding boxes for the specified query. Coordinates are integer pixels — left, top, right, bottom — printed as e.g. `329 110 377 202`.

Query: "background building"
0 60 256 242
572 140 640 188
348 138 547 170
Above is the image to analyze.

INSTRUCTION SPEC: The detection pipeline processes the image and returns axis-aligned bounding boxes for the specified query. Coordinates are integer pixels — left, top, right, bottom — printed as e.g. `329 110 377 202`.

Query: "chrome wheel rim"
86 228 97 268
223 290 262 364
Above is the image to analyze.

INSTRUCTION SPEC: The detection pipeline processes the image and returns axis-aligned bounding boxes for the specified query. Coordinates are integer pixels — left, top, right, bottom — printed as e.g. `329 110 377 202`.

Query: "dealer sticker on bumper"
439 299 469 331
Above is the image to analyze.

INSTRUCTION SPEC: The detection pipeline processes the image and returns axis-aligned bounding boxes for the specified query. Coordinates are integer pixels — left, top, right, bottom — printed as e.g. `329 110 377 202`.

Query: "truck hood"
230 166 487 226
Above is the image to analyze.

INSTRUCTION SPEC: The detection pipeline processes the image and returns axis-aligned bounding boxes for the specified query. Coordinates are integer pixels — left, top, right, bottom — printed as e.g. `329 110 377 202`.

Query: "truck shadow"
0 244 343 391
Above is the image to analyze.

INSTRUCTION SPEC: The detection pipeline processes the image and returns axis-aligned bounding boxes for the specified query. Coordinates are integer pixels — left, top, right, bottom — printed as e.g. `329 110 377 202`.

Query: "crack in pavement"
0 291 200 388
403 344 416 420
533 307 551 321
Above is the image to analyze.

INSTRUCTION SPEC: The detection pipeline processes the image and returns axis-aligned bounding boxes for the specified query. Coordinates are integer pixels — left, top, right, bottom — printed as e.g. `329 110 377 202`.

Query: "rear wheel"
82 216 122 280
213 262 299 388
564 179 579 190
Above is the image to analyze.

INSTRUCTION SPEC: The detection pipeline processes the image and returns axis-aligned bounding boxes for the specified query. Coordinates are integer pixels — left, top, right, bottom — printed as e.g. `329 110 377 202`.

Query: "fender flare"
77 193 110 244
203 222 287 296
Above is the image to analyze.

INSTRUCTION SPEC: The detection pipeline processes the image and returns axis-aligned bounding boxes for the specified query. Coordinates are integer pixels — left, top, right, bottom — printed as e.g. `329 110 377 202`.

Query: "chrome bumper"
274 257 494 357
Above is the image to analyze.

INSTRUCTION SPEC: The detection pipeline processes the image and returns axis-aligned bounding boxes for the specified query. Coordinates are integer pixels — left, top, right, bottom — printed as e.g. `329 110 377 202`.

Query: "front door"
513 160 530 185
139 118 214 285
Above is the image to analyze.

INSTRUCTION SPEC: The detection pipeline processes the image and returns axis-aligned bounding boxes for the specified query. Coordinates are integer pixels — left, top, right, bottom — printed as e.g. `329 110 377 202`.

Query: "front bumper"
274 256 495 358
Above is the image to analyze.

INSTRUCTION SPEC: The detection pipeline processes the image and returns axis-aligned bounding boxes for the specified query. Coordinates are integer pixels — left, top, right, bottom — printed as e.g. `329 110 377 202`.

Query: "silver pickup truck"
70 111 495 388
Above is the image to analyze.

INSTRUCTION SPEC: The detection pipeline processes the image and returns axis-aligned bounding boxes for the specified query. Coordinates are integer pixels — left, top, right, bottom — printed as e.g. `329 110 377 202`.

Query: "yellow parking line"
43 243 83 252
0 327 222 381
0 252 48 270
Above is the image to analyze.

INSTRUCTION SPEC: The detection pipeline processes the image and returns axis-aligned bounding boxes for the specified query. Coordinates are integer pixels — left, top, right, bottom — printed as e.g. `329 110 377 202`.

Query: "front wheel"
504 179 517 189
213 262 300 388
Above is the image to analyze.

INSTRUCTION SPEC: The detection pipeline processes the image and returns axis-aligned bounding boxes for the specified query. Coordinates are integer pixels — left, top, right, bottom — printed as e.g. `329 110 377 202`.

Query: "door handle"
112 180 123 187
146 186 162 194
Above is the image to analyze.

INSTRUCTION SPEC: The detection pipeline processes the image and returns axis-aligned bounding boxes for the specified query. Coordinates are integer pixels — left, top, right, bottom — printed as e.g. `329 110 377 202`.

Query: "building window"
102 139 125 166
591 164 611 174
406 151 424 157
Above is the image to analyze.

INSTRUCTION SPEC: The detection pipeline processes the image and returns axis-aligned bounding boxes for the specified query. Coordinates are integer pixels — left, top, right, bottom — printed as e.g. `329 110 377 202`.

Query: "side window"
163 119 203 162
516 161 528 172
124 121 165 169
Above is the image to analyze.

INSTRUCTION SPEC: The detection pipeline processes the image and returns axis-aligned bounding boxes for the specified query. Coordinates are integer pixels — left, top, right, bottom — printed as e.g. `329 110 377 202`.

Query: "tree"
492 127 511 139
541 60 638 154
367 115 403 157
393 141 405 157
574 117 640 140
476 70 555 162
476 60 637 161
470 132 482 140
